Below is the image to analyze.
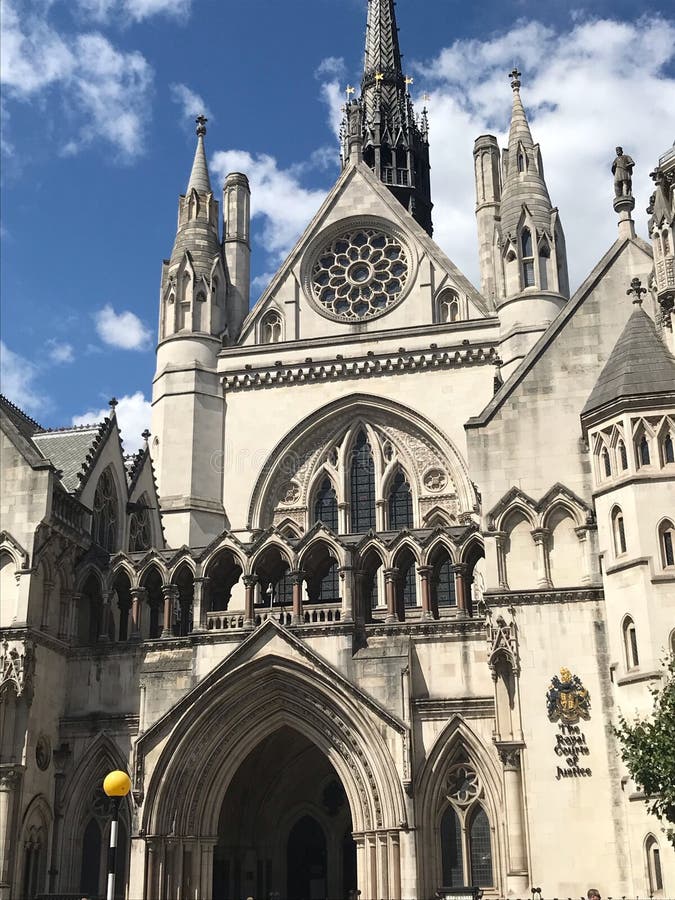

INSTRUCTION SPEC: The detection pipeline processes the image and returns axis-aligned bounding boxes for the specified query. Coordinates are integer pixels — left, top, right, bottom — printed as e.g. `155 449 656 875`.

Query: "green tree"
615 654 675 847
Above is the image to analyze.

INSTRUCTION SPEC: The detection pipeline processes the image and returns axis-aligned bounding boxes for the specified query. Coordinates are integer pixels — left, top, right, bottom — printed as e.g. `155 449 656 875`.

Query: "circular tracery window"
311 228 409 321
446 764 480 805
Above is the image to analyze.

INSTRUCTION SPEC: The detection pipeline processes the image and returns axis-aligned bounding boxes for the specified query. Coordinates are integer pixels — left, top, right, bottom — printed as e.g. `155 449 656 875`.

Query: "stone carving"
35 735 51 771
445 763 480 805
612 146 635 198
278 481 301 505
546 667 591 724
0 639 35 703
486 608 519 675
423 468 448 492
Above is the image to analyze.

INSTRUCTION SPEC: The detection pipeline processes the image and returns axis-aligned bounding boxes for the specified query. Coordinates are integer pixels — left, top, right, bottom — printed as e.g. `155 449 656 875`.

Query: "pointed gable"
582 305 675 416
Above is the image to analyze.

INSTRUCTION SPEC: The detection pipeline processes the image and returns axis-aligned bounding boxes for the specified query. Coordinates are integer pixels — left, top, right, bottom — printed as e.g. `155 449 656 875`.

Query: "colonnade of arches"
69 531 485 643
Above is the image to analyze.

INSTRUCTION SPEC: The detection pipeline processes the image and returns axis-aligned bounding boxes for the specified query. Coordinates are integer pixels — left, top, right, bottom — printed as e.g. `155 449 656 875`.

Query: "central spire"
342 0 433 235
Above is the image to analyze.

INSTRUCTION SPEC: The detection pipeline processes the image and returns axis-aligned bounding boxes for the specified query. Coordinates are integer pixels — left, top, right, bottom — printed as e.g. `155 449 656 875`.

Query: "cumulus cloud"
95 304 152 350
0 341 44 411
413 16 675 289
170 82 212 123
72 391 151 453
315 57 346 81
315 56 348 138
1 0 153 160
211 150 328 264
47 340 75 364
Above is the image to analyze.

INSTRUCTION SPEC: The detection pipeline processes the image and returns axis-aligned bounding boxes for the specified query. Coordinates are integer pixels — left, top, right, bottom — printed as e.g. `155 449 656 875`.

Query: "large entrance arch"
213 727 356 900
134 626 409 900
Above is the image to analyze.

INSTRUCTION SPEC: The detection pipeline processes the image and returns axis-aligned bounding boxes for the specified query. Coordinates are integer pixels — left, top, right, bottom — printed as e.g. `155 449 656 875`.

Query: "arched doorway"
213 727 356 900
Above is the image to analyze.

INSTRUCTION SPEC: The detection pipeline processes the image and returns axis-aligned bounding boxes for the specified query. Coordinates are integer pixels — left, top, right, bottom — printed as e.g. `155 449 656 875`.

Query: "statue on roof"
612 146 635 198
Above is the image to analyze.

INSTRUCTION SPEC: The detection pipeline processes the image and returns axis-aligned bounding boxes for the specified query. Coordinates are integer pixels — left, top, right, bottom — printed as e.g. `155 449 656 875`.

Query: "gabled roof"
0 394 42 438
32 421 110 493
581 304 675 416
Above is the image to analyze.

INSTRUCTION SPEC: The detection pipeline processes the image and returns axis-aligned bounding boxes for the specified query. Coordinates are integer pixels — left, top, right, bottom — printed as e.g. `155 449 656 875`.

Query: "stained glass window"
350 431 376 533
92 468 118 552
388 470 413 529
469 806 493 886
314 478 338 531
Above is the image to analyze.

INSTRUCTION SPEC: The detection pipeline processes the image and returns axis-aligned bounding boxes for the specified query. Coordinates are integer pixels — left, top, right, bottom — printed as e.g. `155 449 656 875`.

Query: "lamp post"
102 770 131 900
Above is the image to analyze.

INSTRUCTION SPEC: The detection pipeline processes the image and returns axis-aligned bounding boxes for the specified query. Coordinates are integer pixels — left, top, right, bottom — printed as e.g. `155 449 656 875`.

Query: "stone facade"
1 2 674 898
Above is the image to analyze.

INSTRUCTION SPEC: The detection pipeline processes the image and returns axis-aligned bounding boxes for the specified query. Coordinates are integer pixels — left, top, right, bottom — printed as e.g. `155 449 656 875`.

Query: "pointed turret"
341 0 433 235
152 115 228 546
474 71 570 378
186 114 212 194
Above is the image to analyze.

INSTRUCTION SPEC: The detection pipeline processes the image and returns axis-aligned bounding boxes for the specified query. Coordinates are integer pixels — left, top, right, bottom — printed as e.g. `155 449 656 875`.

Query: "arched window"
517 150 525 172
663 431 674 464
178 300 190 331
80 818 102 897
92 467 118 552
129 493 152 552
430 547 456 609
663 228 671 255
612 507 627 556
601 446 611 478
261 310 283 344
538 239 550 290
660 519 675 568
646 835 664 893
440 789 494 887
388 470 413 529
617 439 628 471
313 478 338 531
350 430 376 533
399 555 417 608
438 289 460 324
623 616 639 670
637 433 651 467
521 228 535 287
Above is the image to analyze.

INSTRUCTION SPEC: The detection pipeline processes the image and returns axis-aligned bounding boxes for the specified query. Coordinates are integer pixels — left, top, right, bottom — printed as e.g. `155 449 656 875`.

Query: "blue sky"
2 0 675 451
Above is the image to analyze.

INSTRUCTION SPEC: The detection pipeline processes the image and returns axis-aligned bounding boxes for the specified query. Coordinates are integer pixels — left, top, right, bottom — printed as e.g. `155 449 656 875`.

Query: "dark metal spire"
344 0 433 235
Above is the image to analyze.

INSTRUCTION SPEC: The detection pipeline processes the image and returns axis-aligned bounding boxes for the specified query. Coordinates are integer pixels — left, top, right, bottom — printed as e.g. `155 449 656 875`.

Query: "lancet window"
350 431 376 533
438 289 460 324
612 506 627 556
388 470 413 529
314 478 338 531
623 616 639 670
440 763 494 888
261 310 283 344
521 228 535 287
92 467 118 552
660 520 675 568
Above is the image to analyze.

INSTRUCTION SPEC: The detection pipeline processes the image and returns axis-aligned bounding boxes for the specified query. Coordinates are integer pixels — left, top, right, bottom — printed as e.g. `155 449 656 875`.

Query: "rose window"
311 228 409 320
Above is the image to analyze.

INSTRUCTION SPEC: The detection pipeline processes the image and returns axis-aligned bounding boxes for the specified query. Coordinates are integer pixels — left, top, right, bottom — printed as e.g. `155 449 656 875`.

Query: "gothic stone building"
1 2 674 898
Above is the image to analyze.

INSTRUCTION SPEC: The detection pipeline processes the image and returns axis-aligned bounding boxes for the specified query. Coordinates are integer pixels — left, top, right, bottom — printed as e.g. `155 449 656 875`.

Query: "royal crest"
546 667 591 724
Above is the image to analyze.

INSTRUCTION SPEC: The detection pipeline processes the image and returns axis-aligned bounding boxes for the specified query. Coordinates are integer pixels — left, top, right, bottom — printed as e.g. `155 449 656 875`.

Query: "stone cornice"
412 697 495 719
221 343 499 392
483 586 604 606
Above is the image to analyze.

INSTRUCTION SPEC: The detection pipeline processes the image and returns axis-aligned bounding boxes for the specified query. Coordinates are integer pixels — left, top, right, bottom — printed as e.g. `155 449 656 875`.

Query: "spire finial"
627 277 647 306
195 114 207 137
509 68 522 91
142 428 151 446
109 397 118 410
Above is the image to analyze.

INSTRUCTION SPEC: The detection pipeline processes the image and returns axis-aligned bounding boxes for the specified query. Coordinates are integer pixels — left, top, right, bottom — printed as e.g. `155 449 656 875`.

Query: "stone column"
375 499 387 532
290 570 305 626
454 563 468 614
191 576 209 633
98 590 112 642
0 766 23 900
417 566 433 619
145 837 159 900
388 831 401 900
338 566 354 623
161 585 179 638
384 568 399 624
575 525 596 585
129 587 147 641
40 579 53 631
376 832 389 900
531 528 553 588
338 502 349 535
499 746 529 893
493 532 509 589
199 839 217 900
243 575 256 629
354 571 367 623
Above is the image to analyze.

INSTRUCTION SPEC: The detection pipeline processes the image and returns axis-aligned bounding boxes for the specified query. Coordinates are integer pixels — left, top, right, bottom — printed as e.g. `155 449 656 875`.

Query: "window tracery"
440 763 493 888
350 431 376 533
129 495 151 552
438 289 460 324
311 228 409 321
314 478 338 532
92 468 118 552
261 310 283 344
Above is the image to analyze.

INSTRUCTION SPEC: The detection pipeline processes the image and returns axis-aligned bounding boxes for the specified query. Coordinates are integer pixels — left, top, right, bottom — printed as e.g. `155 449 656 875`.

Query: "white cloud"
211 150 327 263
170 82 212 123
0 341 44 411
95 304 152 350
413 16 675 289
47 340 75 364
1 0 154 160
72 0 193 24
72 391 151 453
315 57 346 81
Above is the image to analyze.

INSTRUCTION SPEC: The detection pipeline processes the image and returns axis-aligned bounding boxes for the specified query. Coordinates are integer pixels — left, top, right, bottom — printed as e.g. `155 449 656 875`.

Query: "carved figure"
612 146 635 198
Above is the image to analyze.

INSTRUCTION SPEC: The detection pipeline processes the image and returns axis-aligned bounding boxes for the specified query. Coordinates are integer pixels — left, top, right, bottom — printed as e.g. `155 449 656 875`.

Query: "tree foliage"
615 655 675 847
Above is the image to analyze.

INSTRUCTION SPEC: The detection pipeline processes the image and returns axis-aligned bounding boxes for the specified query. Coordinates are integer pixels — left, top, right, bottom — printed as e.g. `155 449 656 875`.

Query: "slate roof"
0 394 42 438
32 426 104 492
582 305 675 416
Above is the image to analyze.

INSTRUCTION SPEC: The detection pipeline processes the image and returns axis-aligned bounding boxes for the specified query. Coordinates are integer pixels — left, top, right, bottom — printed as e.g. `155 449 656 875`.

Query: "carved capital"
497 745 523 771
0 765 24 791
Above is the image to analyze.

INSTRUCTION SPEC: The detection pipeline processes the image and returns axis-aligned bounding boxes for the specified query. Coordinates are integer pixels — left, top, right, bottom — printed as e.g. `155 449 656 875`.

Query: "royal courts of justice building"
1 1 674 898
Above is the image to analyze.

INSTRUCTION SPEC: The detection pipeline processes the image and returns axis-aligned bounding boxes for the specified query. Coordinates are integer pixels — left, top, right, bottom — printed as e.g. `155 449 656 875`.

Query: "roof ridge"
0 393 43 433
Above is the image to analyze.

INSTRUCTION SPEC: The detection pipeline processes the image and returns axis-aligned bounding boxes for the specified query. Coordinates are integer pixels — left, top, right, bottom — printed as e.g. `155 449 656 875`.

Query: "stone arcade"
1 1 674 897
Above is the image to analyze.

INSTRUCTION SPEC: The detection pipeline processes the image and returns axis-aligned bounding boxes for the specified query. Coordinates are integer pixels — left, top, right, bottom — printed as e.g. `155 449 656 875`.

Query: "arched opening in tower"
213 726 357 900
